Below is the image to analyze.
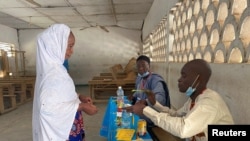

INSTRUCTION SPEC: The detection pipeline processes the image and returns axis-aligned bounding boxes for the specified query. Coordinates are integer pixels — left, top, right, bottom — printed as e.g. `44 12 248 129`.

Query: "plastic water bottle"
117 86 124 112
122 109 131 128
116 86 124 127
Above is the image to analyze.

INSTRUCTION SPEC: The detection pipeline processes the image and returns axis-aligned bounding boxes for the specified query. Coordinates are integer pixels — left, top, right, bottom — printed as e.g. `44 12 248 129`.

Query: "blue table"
100 96 152 141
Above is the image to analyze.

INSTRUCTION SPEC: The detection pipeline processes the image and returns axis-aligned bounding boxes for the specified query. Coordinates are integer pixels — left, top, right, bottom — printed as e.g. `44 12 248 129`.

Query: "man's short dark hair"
136 55 150 64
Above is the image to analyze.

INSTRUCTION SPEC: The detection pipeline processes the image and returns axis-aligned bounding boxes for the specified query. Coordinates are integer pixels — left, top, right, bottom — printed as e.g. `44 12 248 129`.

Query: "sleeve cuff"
143 106 159 119
153 101 169 113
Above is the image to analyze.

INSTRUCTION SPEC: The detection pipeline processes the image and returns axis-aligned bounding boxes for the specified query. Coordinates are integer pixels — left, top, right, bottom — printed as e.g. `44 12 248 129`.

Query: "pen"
132 114 134 127
131 89 144 92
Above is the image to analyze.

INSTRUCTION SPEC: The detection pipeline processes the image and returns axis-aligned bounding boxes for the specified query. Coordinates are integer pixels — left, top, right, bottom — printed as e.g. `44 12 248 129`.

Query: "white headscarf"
32 24 80 141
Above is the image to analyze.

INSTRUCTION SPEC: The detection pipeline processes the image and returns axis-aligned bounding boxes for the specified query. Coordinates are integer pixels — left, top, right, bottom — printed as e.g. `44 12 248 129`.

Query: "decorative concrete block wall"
169 0 250 63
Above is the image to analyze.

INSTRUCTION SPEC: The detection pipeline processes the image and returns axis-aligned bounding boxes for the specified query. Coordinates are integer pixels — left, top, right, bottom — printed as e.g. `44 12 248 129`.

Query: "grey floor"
0 85 108 141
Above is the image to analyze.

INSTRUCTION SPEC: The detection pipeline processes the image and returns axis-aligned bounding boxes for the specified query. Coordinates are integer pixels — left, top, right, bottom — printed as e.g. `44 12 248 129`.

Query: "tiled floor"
0 85 108 141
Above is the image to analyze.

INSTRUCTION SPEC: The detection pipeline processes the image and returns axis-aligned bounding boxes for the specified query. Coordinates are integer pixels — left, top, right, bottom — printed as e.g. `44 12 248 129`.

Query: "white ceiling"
0 0 154 31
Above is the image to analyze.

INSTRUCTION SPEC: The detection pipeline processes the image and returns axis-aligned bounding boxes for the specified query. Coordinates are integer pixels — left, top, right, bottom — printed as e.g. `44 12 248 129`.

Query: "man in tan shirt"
129 59 234 141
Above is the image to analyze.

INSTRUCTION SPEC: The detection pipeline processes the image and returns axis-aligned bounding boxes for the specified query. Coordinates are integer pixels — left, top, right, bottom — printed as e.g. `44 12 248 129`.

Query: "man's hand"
138 99 147 105
143 89 156 105
123 105 133 113
132 102 146 116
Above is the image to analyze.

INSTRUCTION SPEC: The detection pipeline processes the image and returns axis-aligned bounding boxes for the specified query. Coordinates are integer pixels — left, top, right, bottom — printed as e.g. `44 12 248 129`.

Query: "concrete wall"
0 24 19 49
18 27 141 84
142 0 179 40
209 63 250 124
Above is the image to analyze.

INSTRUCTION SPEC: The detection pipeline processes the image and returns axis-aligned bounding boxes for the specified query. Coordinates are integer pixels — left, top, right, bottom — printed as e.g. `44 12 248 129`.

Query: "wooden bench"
0 83 17 114
88 58 136 103
99 72 113 76
91 75 125 80
0 76 35 105
88 79 135 103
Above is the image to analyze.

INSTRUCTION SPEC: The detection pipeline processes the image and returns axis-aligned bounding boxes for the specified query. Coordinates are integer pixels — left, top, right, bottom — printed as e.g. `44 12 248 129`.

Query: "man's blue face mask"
185 87 196 97
185 75 200 97
138 71 150 78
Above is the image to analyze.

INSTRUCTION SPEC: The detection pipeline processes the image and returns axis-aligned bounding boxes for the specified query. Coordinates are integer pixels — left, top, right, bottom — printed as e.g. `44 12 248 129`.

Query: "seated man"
131 59 234 141
128 55 171 141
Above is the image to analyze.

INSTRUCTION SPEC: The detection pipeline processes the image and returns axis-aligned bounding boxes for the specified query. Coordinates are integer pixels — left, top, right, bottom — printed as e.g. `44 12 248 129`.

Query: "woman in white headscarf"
32 24 98 141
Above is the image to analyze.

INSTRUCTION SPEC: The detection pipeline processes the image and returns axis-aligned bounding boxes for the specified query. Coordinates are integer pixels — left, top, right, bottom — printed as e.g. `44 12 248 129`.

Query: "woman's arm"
78 94 93 104
78 102 98 115
78 94 97 115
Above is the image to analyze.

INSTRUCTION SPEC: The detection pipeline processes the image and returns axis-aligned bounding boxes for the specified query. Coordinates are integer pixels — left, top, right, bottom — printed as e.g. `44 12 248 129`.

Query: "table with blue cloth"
100 96 152 141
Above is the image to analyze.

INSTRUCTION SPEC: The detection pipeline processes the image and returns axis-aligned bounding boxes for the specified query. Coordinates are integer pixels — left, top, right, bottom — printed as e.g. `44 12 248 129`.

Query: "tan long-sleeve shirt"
143 89 234 141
